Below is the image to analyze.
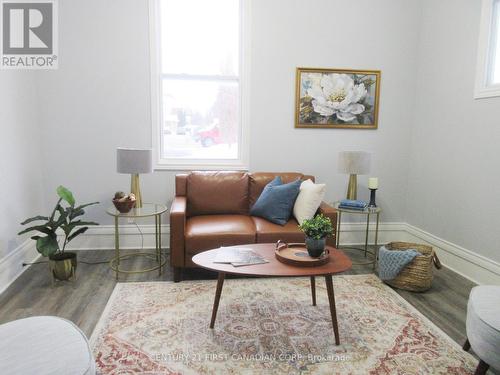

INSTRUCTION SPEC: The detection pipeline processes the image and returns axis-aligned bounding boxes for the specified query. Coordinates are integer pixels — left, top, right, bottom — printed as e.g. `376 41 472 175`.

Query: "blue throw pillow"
250 177 302 226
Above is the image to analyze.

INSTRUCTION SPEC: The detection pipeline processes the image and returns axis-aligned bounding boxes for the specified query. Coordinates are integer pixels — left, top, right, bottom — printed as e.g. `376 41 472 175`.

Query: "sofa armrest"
170 196 187 267
318 201 338 247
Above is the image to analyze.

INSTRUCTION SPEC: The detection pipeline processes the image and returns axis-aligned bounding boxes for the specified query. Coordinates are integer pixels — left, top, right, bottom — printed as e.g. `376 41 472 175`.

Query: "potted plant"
298 214 334 258
18 186 99 281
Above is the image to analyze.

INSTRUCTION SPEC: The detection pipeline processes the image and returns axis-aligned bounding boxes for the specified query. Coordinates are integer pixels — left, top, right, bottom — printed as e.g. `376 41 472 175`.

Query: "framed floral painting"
295 67 381 129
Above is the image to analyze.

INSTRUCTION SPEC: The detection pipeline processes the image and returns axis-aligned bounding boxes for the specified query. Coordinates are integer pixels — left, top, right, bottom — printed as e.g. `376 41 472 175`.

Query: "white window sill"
474 85 500 99
154 163 249 171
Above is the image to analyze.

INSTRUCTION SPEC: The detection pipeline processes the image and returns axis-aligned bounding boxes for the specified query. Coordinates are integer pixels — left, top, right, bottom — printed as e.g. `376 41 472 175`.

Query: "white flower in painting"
307 74 367 122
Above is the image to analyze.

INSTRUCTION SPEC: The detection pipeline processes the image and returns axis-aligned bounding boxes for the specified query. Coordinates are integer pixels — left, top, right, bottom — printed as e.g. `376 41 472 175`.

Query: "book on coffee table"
213 247 269 267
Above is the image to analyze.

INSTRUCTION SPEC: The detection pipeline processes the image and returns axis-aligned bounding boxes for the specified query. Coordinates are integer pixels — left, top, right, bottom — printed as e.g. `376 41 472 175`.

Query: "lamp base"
346 174 357 200
131 173 143 208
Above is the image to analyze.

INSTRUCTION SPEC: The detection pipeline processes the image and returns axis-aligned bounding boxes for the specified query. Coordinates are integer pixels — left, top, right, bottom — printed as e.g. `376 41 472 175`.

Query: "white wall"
407 0 500 263
0 71 45 258
249 0 421 222
36 0 175 224
36 0 422 225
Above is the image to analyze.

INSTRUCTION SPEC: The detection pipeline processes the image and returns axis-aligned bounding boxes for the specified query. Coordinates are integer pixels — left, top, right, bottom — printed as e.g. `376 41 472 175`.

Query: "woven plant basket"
384 242 442 292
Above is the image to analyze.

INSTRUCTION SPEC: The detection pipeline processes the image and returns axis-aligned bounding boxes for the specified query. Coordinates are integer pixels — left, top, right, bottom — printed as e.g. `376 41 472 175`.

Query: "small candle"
368 177 379 189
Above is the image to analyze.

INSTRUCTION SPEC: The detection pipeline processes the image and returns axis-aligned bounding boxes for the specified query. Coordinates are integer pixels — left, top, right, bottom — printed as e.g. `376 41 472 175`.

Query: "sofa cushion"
187 171 249 216
185 215 256 257
252 216 305 243
293 179 326 225
250 177 301 226
249 172 307 207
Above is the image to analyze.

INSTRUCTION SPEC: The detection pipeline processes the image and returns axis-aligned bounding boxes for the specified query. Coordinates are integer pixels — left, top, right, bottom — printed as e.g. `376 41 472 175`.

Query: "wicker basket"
384 242 441 292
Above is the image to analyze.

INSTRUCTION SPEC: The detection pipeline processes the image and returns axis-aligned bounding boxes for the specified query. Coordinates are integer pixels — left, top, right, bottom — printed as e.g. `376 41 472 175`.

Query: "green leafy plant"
18 186 99 257
298 214 334 240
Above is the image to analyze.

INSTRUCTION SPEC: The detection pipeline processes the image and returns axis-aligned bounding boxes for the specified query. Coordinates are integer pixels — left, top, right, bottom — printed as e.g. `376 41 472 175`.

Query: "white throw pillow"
293 179 326 225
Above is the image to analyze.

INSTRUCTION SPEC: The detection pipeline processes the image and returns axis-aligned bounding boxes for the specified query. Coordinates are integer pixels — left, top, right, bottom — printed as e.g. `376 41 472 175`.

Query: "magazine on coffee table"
213 247 269 267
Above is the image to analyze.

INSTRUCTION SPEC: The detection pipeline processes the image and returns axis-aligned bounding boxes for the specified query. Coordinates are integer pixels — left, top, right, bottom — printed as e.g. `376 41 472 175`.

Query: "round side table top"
192 243 352 277
106 203 168 218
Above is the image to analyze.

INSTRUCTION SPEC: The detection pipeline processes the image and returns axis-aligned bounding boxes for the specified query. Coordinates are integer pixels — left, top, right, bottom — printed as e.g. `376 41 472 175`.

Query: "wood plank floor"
0 248 475 345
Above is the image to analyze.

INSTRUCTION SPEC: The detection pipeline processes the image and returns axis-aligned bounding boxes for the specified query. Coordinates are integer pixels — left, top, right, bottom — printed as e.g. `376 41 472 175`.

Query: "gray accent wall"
406 0 500 263
0 71 45 259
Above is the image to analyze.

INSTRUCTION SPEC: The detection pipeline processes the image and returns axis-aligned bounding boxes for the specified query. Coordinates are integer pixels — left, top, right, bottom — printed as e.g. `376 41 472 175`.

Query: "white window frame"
475 0 500 99
149 0 250 171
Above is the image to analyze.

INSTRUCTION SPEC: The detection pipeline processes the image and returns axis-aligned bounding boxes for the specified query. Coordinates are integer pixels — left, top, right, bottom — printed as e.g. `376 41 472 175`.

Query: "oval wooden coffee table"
192 243 352 345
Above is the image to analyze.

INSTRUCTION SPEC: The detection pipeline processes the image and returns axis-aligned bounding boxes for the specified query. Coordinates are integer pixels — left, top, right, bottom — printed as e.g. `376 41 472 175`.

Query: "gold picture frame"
295 67 381 129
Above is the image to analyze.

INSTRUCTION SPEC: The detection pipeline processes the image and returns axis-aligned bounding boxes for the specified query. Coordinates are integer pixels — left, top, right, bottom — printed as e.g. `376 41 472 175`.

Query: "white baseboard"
338 221 500 285
72 223 403 252
1 221 499 295
64 224 171 251
404 224 500 285
0 239 40 296
0 225 170 295
337 222 409 246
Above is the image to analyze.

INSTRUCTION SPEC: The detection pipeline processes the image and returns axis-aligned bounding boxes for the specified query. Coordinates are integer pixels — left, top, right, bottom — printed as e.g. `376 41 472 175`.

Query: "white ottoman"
464 286 500 375
0 316 95 375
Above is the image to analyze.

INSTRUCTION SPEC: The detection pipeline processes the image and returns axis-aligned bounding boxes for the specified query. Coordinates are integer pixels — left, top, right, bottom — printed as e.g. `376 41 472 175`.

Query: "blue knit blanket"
378 246 420 280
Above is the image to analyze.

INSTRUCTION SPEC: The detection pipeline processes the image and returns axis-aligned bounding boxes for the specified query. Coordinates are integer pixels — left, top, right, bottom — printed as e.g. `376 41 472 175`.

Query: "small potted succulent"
299 214 334 258
18 186 99 281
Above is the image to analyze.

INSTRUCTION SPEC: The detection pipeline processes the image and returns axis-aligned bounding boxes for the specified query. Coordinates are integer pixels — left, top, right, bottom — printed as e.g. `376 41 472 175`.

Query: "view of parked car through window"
158 0 240 162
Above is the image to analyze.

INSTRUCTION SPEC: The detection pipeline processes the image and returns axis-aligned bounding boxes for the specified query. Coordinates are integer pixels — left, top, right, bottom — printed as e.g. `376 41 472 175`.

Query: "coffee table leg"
310 276 316 306
325 275 340 345
210 272 225 329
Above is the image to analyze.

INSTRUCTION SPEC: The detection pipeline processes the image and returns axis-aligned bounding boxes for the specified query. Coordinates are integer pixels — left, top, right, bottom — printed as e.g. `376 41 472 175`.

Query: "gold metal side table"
106 203 168 280
334 203 381 269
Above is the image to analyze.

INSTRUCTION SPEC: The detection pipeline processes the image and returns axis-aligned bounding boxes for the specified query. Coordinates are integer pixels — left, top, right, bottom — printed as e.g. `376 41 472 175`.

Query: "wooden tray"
275 241 329 267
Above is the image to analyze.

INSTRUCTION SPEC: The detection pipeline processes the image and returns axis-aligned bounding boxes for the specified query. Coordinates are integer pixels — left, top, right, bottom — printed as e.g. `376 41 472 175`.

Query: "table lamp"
338 151 371 200
116 148 153 208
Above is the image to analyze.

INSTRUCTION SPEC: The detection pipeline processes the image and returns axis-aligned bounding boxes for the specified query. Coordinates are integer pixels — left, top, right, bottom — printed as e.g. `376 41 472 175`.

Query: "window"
475 0 500 98
150 0 248 169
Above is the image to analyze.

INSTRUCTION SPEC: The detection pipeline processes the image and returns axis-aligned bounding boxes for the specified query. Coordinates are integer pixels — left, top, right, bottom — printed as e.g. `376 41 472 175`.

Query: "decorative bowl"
112 199 136 213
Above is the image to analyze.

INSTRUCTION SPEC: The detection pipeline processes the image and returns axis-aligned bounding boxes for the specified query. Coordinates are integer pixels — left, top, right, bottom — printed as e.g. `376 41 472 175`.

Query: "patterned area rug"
90 274 477 374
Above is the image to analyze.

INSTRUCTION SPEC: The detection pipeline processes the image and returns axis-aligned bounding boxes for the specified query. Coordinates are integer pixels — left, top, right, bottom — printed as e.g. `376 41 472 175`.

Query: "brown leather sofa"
170 171 337 281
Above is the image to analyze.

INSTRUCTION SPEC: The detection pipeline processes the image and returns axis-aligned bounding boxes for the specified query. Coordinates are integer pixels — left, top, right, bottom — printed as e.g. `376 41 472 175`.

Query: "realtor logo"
1 0 58 69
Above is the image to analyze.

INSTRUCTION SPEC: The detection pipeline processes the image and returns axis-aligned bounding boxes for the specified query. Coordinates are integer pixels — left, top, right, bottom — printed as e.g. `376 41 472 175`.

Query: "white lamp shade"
338 151 371 175
116 148 153 174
